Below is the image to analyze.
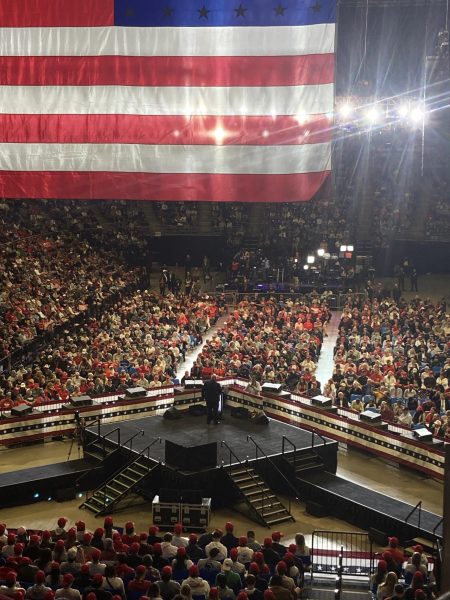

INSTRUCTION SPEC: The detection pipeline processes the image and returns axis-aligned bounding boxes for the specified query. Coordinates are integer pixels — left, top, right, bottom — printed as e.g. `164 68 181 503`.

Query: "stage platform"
297 471 443 541
91 413 332 467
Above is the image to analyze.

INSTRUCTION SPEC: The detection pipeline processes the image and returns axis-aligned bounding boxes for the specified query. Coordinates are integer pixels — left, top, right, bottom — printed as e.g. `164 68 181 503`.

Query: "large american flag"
0 0 335 202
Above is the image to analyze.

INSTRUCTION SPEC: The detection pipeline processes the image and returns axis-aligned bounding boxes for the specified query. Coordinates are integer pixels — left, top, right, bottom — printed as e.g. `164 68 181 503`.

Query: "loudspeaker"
360 410 382 425
231 406 249 419
125 387 147 398
252 411 269 425
368 527 388 546
311 395 333 408
414 427 433 442
184 380 204 388
55 486 76 502
163 407 181 420
71 395 93 408
189 404 207 416
262 383 282 394
306 500 328 517
11 404 33 417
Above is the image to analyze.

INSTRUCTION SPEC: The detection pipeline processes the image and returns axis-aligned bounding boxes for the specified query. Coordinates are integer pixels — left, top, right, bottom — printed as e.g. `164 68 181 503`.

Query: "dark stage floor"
92 413 324 466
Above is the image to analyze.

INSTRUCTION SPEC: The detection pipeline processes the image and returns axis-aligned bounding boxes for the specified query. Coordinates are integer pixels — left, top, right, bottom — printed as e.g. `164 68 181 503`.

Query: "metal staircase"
80 438 161 517
281 434 325 479
222 441 294 528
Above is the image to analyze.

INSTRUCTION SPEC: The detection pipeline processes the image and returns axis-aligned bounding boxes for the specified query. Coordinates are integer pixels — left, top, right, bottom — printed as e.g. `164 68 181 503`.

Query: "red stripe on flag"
0 55 334 87
0 171 330 202
0 114 332 146
0 0 114 26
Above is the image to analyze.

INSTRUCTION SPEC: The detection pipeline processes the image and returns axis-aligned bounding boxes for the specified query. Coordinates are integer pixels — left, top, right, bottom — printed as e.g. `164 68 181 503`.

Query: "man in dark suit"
203 374 222 424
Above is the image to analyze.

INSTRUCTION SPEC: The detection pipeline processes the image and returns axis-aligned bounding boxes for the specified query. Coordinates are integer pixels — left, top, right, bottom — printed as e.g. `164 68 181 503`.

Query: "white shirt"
161 541 178 559
205 540 228 561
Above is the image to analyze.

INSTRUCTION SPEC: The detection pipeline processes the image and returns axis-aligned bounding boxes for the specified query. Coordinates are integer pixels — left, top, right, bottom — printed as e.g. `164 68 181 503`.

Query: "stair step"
260 509 290 518
251 501 283 511
126 466 147 478
242 484 270 493
265 516 295 526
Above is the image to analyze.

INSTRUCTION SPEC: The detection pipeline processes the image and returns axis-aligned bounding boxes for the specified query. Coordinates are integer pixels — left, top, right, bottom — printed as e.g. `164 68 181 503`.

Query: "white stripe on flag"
0 84 334 116
0 24 335 57
0 142 331 174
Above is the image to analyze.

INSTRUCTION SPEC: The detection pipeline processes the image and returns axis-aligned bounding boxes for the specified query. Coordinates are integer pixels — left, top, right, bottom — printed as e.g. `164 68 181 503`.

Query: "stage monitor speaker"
71 395 93 408
163 407 181 420
165 440 217 470
125 387 147 398
184 380 204 388
252 411 269 425
189 404 207 416
311 395 332 408
159 488 182 503
11 404 33 417
414 427 433 442
368 527 388 546
55 486 76 502
360 410 382 425
262 383 282 394
306 500 328 517
231 406 249 419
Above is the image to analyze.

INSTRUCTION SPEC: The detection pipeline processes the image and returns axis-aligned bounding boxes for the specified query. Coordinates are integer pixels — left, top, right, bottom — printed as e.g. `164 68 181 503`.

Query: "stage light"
33 492 40 499
340 245 347 252
294 258 298 263
410 107 425 124
338 103 353 118
398 103 410 119
213 126 226 144
296 111 308 125
47 497 52 502
303 264 309 270
78 493 83 498
365 106 380 124
317 248 325 257
307 255 315 264
347 245 354 252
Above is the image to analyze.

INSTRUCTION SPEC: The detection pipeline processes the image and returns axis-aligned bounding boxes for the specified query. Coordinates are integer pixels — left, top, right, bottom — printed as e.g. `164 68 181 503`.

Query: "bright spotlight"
303 264 309 270
33 492 40 499
338 103 353 118
307 255 315 264
398 104 409 119
213 126 226 144
366 107 380 124
340 245 347 252
317 248 325 257
410 107 425 124
347 245 354 252
296 111 308 125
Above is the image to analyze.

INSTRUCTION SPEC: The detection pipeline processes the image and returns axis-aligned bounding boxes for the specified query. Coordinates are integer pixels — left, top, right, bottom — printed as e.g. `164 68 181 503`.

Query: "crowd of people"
189 297 330 395
0 292 222 410
0 520 438 600
323 296 450 439
0 520 312 600
0 201 144 371
154 204 199 229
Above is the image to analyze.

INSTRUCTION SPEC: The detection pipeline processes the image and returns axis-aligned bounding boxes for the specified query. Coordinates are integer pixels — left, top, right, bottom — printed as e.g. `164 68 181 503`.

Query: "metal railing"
281 435 297 468
221 440 273 520
405 500 422 530
335 546 344 600
311 530 374 578
432 516 443 540
97 436 162 511
246 434 299 515
311 428 327 449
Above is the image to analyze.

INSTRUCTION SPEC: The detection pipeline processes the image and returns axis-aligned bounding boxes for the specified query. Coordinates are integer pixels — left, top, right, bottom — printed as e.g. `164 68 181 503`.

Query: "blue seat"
350 394 362 403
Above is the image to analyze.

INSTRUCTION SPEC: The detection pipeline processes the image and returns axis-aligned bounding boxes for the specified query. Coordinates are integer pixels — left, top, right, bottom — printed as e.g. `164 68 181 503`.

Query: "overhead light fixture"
307 255 315 264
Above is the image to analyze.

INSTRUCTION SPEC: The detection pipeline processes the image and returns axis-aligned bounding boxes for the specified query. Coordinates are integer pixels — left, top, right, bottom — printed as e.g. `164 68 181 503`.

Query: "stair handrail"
432 516 443 538
311 428 327 449
84 426 121 458
76 429 145 490
281 435 297 468
94 436 162 513
405 500 422 529
221 440 272 520
247 435 299 516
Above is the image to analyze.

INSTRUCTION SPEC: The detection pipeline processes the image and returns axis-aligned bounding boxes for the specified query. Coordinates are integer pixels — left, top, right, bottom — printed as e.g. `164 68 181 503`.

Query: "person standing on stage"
203 374 222 425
